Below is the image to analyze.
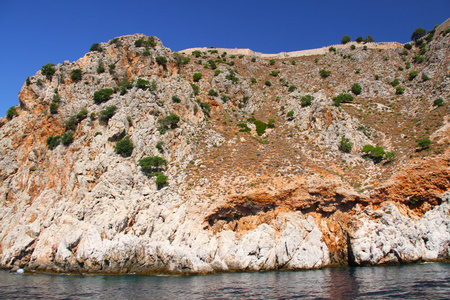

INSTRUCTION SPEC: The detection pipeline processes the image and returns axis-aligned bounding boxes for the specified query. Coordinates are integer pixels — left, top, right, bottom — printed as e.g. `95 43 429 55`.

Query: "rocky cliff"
1 22 449 274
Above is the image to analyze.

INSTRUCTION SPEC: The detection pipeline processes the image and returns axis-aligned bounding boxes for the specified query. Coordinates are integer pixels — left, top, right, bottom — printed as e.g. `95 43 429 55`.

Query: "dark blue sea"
1 263 449 299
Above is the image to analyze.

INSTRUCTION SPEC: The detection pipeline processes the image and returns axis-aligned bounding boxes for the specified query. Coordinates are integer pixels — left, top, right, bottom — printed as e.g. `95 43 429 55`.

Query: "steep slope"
0 24 449 274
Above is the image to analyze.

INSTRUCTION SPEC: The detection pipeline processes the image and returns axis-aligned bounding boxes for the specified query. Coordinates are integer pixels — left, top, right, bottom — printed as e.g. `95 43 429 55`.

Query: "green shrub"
398 66 404 71
26 77 31 86
405 62 411 69
200 102 211 117
6 106 18 120
90 43 103 52
265 80 271 86
155 173 168 188
93 88 114 103
61 131 74 145
158 113 180 134
193 73 202 82
404 43 412 50
291 60 296 65
156 141 164 152
362 144 387 162
136 78 150 90
208 89 218 97
363 45 368 51
350 45 356 50
385 151 396 161
355 36 363 43
287 110 294 118
251 57 256 62
288 85 297 92
134 39 144 47
411 28 426 41
396 86 405 95
433 98 444 107
351 83 362 95
214 69 221 76
192 50 201 57
270 70 280 76
269 59 275 65
172 95 181 103
268 119 276 128
76 109 88 121
70 69 82 82
46 135 61 150
339 136 352 153
237 123 251 133
173 53 190 68
413 55 424 63
225 70 239 83
375 74 380 80
329 47 336 52
319 69 331 78
417 138 431 149
99 105 117 122
409 70 418 80
65 116 77 131
365 35 374 43
108 64 116 74
422 74 430 81
156 56 167 67
190 83 199 95
207 59 217 69
390 78 400 87
251 77 257 84
139 156 167 173
97 62 105 74
49 102 59 114
301 95 313 107
115 136 134 157
333 93 354 106
341 35 351 44
41 63 56 79
419 48 427 55
145 36 157 47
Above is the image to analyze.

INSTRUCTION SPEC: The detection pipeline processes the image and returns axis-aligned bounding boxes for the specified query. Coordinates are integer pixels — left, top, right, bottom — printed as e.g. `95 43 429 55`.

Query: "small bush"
207 59 217 69
287 110 294 119
339 136 352 153
288 85 297 92
172 95 181 103
49 102 59 114
190 83 199 95
396 86 405 95
108 64 116 74
225 70 239 83
329 47 336 52
115 136 134 157
350 45 356 50
270 70 280 76
363 45 368 51
6 106 18 120
139 156 167 173
411 28 426 41
319 69 331 78
99 105 117 122
417 138 431 149
422 74 430 81
251 77 257 84
375 74 380 80
155 173 168 188
61 131 74 145
70 69 82 82
26 77 31 86
390 78 400 87
158 113 180 134
291 60 296 65
251 57 256 62
156 56 167 67
237 123 251 133
433 98 444 107
156 141 164 152
333 93 354 106
301 95 313 107
409 70 418 80
355 36 363 43
76 109 88 121
90 43 103 52
351 83 362 95
193 73 202 82
93 88 114 103
200 102 211 117
192 50 201 57
413 55 424 63
265 80 272 86
405 62 411 69
362 144 387 162
41 63 56 79
214 69 221 76
46 135 61 150
136 78 150 90
341 35 351 44
404 43 412 50
269 59 275 65
65 116 77 131
96 62 105 74
208 89 218 97
173 53 190 68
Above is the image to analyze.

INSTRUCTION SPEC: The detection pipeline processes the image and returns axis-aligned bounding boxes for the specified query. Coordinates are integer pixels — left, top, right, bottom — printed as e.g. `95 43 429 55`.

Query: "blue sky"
0 0 448 117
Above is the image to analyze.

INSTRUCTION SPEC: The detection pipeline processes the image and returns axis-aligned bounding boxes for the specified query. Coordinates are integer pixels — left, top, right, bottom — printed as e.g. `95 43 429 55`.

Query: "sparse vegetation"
396 86 405 95
41 63 56 79
61 131 74 145
265 80 272 86
156 56 167 67
191 83 199 95
49 102 59 114
339 137 352 153
93 88 114 103
417 138 431 149
6 107 18 120
172 95 181 103
208 89 218 97
333 93 354 106
70 69 82 82
409 71 418 81
115 136 134 157
301 95 313 107
46 135 61 150
319 69 331 78
90 43 103 52
99 105 117 122
158 113 180 134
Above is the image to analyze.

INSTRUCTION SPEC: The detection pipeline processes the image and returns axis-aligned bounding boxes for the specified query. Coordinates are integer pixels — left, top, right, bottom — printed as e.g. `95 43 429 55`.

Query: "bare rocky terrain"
0 20 449 274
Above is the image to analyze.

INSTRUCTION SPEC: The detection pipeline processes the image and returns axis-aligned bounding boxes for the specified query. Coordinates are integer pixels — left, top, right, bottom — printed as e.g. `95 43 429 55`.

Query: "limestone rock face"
1 27 449 274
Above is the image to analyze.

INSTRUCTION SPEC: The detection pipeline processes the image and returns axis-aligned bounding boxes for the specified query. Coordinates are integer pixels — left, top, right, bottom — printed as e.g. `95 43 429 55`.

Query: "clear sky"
0 0 448 117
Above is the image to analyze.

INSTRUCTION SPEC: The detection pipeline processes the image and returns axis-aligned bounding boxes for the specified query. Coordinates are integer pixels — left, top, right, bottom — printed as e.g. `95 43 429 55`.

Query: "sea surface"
0 263 449 299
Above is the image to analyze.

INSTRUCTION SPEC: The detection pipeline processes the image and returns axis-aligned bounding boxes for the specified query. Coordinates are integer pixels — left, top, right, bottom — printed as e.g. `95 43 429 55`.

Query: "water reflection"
1 263 449 299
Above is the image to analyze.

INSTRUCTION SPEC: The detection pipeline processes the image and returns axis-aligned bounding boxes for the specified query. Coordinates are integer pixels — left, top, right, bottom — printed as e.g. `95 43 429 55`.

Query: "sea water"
1 263 449 299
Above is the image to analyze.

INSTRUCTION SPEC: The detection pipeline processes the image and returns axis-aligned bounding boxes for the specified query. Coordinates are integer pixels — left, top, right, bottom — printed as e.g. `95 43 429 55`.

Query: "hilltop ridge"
0 21 449 274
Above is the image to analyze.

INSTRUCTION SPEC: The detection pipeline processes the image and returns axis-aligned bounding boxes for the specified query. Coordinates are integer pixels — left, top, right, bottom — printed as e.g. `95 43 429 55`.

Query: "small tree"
333 93 354 106
365 35 374 43
139 156 167 174
411 28 426 41
355 36 363 43
341 35 351 44
115 136 134 157
351 83 362 95
404 43 412 50
156 56 167 67
301 95 313 107
76 109 89 122
208 89 218 97
99 105 117 122
93 88 114 103
417 138 431 149
265 80 272 86
433 98 444 107
6 106 18 120
396 86 405 95
70 69 82 82
193 73 202 82
158 113 180 134
155 173 168 188
49 102 59 114
409 71 418 81
319 69 331 78
46 135 61 150
136 78 150 90
61 131 74 145
339 137 352 153
192 50 201 58
41 63 56 79
269 59 275 65
172 95 181 103
90 43 103 52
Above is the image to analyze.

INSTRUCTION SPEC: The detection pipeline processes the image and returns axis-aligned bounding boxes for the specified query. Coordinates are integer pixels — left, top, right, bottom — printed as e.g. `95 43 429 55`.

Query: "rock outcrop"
1 23 449 274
